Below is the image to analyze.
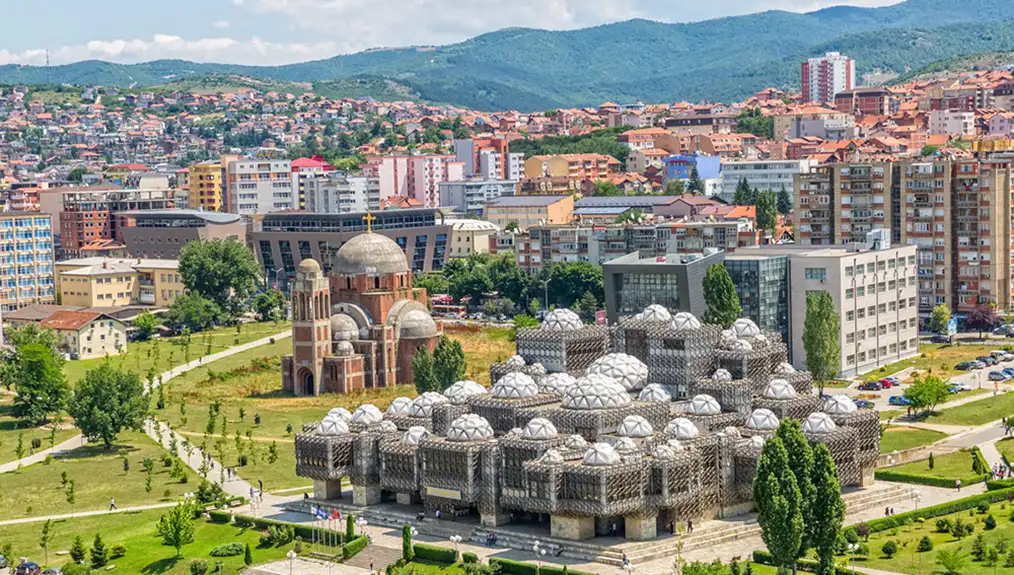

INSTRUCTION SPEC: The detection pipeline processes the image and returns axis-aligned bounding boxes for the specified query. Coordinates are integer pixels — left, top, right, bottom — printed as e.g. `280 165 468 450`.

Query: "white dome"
665 417 700 439
336 340 355 356
774 362 797 374
712 368 733 382
747 435 766 448
317 414 350 436
522 418 559 440
446 414 495 442
330 314 359 341
666 438 686 451
729 339 754 352
387 397 413 415
507 427 523 437
732 318 761 339
561 375 633 410
540 372 577 395
586 353 649 391
803 412 838 434
638 384 672 403
506 355 526 367
542 309 583 331
410 392 449 417
670 312 702 331
636 304 672 322
652 444 679 459
582 442 621 466
565 434 588 450
613 436 638 451
529 363 547 375
539 449 565 464
352 404 384 425
687 394 721 416
720 330 738 349
825 395 859 415
746 408 780 431
443 380 487 405
492 372 540 399
378 420 398 433
402 426 429 445
763 379 798 400
328 407 353 422
616 415 654 438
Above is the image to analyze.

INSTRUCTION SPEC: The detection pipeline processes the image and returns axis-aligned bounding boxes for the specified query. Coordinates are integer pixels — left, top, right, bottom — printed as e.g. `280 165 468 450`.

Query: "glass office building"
724 254 789 347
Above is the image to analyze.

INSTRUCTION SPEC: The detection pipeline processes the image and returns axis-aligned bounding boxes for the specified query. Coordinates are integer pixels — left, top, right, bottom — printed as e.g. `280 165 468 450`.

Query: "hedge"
232 514 344 543
752 550 850 575
208 510 232 524
862 487 1014 533
873 469 987 489
987 478 1014 491
490 557 598 575
462 552 479 564
413 543 458 564
343 535 368 560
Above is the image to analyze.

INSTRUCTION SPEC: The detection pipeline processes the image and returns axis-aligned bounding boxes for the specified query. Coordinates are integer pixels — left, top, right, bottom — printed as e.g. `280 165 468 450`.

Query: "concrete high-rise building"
304 172 381 214
801 52 855 103
454 136 522 181
794 163 892 246
53 186 183 258
362 155 465 208
225 159 293 215
0 212 55 312
719 159 815 203
290 157 336 210
437 179 517 216
187 160 225 212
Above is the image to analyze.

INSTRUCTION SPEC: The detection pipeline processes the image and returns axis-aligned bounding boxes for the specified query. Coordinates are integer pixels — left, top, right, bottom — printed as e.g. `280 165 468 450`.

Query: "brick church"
281 231 442 395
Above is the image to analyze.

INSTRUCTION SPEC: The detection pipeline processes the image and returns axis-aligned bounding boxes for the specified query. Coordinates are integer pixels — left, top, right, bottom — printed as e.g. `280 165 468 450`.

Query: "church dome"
398 309 439 339
331 314 359 341
297 258 322 275
334 233 409 277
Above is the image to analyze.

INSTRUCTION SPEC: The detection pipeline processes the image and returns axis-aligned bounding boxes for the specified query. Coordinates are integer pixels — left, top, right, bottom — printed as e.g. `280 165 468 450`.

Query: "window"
856 286 865 297
867 263 875 273
805 268 827 281
845 288 854 300
846 310 854 321
845 266 854 277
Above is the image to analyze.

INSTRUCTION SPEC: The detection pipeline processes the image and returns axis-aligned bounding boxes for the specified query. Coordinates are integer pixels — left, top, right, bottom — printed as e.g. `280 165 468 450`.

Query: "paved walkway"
0 433 85 474
0 502 178 527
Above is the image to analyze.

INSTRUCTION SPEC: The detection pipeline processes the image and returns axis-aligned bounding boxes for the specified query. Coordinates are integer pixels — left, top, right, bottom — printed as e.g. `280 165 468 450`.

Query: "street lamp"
356 517 368 537
846 543 858 575
450 535 462 559
286 549 297 575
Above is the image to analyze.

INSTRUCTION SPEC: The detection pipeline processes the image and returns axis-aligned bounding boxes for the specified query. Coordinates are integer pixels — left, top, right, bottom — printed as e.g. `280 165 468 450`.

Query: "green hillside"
1 0 1014 110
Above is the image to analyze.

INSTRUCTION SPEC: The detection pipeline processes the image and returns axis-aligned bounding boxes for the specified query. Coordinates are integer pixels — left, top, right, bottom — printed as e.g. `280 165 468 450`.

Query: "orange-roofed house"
39 310 127 359
617 127 669 150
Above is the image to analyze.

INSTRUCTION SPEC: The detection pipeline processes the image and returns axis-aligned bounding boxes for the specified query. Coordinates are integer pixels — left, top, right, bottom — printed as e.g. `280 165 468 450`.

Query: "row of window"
844 320 913 344
845 256 916 276
845 278 916 298
845 339 918 366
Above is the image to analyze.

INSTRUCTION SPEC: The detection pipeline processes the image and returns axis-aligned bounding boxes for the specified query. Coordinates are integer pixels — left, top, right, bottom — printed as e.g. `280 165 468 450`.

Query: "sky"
0 0 903 67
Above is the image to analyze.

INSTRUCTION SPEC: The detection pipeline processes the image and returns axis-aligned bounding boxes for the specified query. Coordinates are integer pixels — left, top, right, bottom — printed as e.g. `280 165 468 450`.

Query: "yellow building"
188 160 226 211
56 258 184 308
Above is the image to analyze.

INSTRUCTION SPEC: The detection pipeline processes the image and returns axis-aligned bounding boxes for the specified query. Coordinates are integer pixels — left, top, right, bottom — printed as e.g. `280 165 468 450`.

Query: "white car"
951 383 973 392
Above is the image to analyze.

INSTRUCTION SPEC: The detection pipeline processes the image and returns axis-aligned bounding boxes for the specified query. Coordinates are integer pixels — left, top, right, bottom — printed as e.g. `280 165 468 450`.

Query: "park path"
0 502 178 527
0 330 291 475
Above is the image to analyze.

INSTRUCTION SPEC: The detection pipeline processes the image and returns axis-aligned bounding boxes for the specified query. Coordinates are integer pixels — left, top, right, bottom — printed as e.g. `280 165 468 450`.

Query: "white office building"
304 173 381 214
226 159 293 215
720 159 816 203
438 179 517 216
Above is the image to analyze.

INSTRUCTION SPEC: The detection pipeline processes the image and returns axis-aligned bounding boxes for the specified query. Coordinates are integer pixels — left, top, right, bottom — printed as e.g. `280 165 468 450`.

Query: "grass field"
879 427 947 454
880 449 980 482
0 509 296 574
862 342 1014 382
0 396 77 465
62 321 289 384
0 431 195 518
994 437 1014 465
922 391 1014 426
446 325 512 385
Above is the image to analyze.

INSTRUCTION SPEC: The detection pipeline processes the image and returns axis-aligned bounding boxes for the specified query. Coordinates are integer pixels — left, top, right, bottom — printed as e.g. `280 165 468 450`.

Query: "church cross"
362 210 376 233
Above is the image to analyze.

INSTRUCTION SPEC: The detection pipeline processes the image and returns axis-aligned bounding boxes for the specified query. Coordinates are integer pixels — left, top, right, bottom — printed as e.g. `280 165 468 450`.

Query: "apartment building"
719 159 815 203
0 212 55 312
225 159 293 215
453 137 523 180
929 110 975 136
617 128 670 150
437 179 517 216
523 154 621 182
55 257 183 308
801 52 855 103
35 310 127 360
53 186 183 258
303 172 381 214
188 160 226 212
834 87 893 117
362 155 465 208
484 195 574 231
794 163 893 246
291 157 336 210
116 209 246 260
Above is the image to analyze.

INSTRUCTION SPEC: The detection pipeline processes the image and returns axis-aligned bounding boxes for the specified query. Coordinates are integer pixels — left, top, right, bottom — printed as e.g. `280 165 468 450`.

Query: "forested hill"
3 0 1014 111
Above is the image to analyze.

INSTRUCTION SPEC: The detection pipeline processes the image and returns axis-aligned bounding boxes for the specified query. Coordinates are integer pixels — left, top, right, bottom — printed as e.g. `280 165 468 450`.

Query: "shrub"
918 536 933 552
978 501 991 514
189 559 209 575
254 413 262 425
865 487 1014 534
210 543 245 557
238 454 248 467
234 515 255 528
244 543 252 566
110 544 127 559
463 552 479 564
162 454 173 467
973 534 988 561
413 543 457 564
856 523 870 541
986 515 998 530
62 564 91 575
286 423 294 434
844 527 859 544
882 541 897 558
31 437 42 449
402 525 414 561
208 510 232 524
344 536 369 559
929 452 935 469
936 518 953 533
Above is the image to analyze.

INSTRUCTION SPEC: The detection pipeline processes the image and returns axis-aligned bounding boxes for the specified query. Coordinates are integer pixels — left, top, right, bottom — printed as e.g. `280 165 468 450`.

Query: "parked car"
947 386 961 394
878 378 895 388
0 555 7 569
989 371 1008 381
930 335 953 344
884 376 901 385
42 569 63 575
978 356 999 366
854 399 875 409
14 560 40 575
889 396 912 406
956 361 980 371
858 381 883 391
973 360 988 369
990 350 1013 361
1006 330 1014 338
952 382 974 392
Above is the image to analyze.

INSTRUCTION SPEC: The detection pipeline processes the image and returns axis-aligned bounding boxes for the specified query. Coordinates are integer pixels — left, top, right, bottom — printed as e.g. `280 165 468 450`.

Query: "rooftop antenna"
45 50 50 85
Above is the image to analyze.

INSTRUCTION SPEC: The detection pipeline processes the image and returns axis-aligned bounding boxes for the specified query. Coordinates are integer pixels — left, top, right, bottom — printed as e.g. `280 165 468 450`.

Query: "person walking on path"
109 498 117 511
956 478 962 491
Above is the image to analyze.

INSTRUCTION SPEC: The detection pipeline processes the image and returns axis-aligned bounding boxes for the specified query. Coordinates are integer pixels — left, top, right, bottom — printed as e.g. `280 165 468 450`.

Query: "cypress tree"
411 347 438 394
810 444 845 575
702 264 742 328
777 184 792 215
776 420 815 556
754 436 803 575
733 177 751 205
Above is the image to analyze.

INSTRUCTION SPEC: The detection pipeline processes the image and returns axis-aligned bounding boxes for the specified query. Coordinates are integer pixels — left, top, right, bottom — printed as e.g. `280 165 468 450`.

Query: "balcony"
138 286 155 304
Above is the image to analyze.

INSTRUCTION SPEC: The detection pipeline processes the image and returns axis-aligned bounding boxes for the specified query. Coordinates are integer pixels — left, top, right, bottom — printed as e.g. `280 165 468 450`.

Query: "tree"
414 274 450 297
803 291 840 396
158 502 196 557
687 166 704 194
411 347 438 394
432 336 466 391
244 543 253 566
921 144 940 157
165 293 222 333
776 419 814 556
133 311 159 341
776 184 792 216
69 362 148 449
90 534 108 569
574 291 601 322
966 305 1001 339
918 536 933 553
40 519 55 565
881 541 897 558
68 167 90 182
179 239 261 317
346 513 356 541
929 304 951 335
548 262 603 309
702 264 742 328
252 289 286 322
268 441 279 464
754 436 803 575
10 343 69 425
733 178 752 206
593 180 621 197
904 375 950 414
756 190 778 236
402 524 415 561
810 444 845 575
66 479 76 514
972 534 987 561
69 535 87 564
665 180 686 195
615 209 646 224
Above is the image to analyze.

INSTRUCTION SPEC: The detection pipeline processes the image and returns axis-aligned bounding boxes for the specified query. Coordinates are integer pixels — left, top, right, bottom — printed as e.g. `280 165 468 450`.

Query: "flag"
315 505 328 520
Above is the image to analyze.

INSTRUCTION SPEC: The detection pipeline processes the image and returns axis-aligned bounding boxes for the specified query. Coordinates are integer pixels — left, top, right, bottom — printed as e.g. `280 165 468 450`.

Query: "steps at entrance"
344 545 404 570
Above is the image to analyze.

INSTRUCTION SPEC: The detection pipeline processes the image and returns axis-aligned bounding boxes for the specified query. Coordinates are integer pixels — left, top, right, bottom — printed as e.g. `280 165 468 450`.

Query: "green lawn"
0 431 195 518
995 438 1014 465
0 396 77 465
446 325 512 385
62 321 289 384
880 427 947 454
0 509 296 574
880 450 980 482
923 391 1014 426
862 342 1014 382
855 501 1014 575
880 409 903 421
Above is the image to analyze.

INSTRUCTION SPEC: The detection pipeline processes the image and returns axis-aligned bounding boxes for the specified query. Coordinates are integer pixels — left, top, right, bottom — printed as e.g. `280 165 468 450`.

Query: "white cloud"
213 21 231 29
0 35 338 66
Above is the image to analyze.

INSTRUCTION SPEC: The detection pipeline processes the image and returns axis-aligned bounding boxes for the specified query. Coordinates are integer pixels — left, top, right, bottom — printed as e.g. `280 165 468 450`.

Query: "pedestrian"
610 522 617 536
370 560 374 574
622 553 630 567
688 519 693 533
668 520 675 535
109 497 117 511
250 487 255 500
259 479 263 493
435 508 441 521
956 478 962 491
885 507 890 517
